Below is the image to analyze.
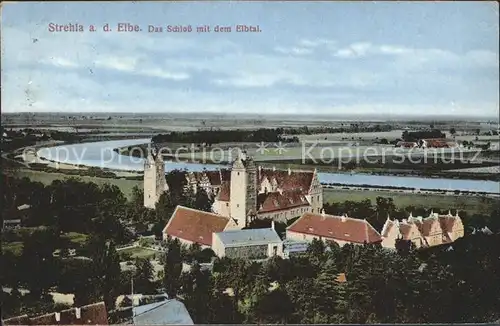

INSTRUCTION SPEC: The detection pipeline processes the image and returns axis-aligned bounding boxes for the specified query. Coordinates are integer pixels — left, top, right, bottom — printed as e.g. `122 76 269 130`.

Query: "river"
36 139 500 194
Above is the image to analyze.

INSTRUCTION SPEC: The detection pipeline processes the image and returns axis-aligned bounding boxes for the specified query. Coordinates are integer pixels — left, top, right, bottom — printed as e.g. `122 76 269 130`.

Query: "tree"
449 128 456 137
88 236 121 310
163 237 183 298
314 259 346 323
193 188 213 212
134 258 154 294
19 228 60 298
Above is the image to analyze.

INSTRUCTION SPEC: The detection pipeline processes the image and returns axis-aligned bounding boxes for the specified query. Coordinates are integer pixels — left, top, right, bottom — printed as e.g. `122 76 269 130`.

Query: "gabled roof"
163 206 230 246
399 222 420 240
257 190 309 213
216 181 231 201
2 302 108 325
413 217 440 236
214 228 282 247
132 299 193 325
258 169 314 193
205 170 222 186
437 213 460 233
287 212 382 244
381 218 397 238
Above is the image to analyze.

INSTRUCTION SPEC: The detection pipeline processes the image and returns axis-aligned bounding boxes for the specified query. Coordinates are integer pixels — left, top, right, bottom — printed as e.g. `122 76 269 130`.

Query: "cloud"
298 38 336 48
1 22 498 117
274 46 313 56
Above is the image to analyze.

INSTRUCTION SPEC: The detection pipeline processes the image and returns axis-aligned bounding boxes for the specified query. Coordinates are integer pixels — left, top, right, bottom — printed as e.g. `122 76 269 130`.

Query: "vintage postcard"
1 1 499 325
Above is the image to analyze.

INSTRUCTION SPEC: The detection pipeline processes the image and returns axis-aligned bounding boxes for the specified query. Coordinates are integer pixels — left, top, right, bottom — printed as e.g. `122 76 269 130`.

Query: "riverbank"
117 143 499 181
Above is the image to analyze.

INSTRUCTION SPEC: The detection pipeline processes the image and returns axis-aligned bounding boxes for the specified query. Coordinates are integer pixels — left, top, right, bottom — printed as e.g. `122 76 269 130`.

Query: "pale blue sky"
1 1 499 117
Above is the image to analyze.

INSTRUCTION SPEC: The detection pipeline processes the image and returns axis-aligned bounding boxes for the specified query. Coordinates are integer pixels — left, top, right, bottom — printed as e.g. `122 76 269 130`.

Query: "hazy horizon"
2 2 499 117
2 111 499 123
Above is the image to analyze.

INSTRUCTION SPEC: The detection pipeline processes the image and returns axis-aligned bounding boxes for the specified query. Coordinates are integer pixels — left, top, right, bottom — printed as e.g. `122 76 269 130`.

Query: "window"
237 204 239 208
237 172 240 176
273 245 278 256
317 195 320 201
226 203 229 207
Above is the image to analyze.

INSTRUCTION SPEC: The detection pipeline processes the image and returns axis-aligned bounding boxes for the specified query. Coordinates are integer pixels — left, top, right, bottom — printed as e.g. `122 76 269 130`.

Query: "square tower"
230 151 258 228
144 143 168 208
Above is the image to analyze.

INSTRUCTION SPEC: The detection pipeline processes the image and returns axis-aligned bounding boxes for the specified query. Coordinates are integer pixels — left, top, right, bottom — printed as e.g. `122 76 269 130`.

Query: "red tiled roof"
259 169 314 193
3 302 108 325
396 141 417 148
163 206 230 246
206 170 222 186
217 181 230 201
257 190 309 213
438 214 458 233
220 169 231 181
399 223 414 240
414 217 440 236
423 139 450 148
287 212 382 244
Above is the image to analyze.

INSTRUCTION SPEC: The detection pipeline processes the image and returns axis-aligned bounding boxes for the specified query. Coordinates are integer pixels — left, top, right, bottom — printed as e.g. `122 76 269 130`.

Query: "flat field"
323 188 499 215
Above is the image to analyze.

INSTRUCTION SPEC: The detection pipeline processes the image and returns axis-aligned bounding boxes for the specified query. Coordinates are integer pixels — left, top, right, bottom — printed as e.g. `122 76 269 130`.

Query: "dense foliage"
0 172 213 319
1 172 499 324
164 235 500 324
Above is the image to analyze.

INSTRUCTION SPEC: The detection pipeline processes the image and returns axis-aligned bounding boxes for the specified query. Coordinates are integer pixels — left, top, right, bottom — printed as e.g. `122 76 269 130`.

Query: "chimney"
448 210 452 216
341 214 347 222
455 211 459 218
55 312 61 322
288 167 291 175
409 212 413 218
272 166 276 172
271 221 275 230
75 308 81 319
321 208 325 217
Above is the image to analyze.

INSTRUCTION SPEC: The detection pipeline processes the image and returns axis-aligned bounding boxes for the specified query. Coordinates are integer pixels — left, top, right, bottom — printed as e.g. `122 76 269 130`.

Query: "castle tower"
230 151 258 228
144 143 168 208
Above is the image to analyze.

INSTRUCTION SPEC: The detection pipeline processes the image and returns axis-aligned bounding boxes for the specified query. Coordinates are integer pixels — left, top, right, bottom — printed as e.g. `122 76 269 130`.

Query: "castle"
143 147 323 228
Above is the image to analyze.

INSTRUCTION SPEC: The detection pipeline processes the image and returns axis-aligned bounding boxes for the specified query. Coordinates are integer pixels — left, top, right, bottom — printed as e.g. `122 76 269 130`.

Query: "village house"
420 138 457 148
286 211 382 246
395 141 418 148
380 211 465 249
2 302 108 325
212 223 283 259
162 205 238 248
